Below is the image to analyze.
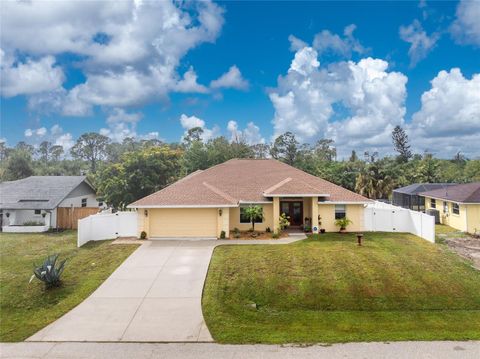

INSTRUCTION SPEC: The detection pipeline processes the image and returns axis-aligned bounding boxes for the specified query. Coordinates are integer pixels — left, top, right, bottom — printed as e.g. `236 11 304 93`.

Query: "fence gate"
57 207 99 229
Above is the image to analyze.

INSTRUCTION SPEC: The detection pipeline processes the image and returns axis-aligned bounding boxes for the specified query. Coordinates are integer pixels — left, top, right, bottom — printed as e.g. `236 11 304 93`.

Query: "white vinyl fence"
77 211 137 247
364 202 435 242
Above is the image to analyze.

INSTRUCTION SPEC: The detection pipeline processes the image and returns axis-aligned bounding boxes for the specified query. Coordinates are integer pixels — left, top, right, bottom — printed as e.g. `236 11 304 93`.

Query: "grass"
0 231 138 342
203 232 480 344
435 224 469 244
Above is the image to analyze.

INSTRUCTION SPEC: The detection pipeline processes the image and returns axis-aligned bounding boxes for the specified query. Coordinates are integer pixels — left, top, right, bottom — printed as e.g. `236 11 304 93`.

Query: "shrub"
278 213 290 233
334 217 352 231
22 221 44 226
265 227 271 233
30 254 67 289
233 232 241 239
272 231 280 239
140 231 147 239
220 230 226 239
233 227 240 234
303 225 311 232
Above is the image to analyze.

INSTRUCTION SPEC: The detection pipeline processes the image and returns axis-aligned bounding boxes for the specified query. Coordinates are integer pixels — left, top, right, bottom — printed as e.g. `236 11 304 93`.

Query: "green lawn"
203 232 480 344
435 224 469 244
0 231 138 342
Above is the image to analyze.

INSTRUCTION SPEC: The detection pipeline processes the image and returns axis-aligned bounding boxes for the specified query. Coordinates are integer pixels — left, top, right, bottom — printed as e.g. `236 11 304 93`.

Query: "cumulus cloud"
210 65 249 90
179 114 220 141
1 0 227 110
24 127 47 138
311 24 367 58
450 0 480 47
24 124 75 152
99 108 143 143
269 44 408 157
227 120 265 145
399 20 439 67
409 68 480 157
0 52 64 97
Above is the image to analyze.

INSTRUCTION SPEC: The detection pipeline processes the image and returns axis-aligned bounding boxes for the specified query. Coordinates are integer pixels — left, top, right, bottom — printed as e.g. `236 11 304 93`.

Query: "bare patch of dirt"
445 235 480 270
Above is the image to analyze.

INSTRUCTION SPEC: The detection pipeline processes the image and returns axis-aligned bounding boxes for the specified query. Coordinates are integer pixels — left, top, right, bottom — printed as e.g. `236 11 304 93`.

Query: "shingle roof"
419 182 480 203
394 183 457 195
0 176 91 210
129 159 370 207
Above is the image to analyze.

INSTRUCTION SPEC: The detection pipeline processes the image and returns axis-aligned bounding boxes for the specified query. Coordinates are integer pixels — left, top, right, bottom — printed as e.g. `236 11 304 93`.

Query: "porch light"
144 210 148 217
219 209 223 216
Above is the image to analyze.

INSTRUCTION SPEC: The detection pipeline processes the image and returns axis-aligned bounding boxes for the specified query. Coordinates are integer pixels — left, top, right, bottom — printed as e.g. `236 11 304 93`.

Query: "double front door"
280 201 303 226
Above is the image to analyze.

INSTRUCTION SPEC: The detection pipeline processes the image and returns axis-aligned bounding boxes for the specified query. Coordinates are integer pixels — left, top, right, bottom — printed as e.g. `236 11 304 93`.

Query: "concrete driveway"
28 240 217 342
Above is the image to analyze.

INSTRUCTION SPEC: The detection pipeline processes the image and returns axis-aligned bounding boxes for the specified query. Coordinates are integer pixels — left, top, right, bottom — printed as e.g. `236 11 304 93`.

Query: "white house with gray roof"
0 176 105 232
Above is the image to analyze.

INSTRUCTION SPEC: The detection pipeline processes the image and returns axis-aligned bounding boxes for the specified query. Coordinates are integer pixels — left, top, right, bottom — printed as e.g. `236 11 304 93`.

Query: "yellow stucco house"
128 159 371 238
421 182 480 234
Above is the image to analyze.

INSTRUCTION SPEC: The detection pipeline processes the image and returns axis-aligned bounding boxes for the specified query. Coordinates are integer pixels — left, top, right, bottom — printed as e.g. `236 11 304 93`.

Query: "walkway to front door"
280 201 303 226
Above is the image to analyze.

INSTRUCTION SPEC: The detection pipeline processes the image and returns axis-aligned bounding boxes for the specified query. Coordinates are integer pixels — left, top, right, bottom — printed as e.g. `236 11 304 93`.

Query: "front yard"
203 232 480 343
0 231 138 342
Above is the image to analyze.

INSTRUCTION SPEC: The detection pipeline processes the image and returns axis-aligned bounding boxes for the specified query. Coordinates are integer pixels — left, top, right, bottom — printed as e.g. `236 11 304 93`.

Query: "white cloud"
269 44 408 157
409 68 480 157
99 108 145 143
175 67 209 93
450 0 480 47
399 20 439 67
179 114 220 141
312 24 367 58
24 127 47 138
23 124 75 152
54 133 74 151
288 35 308 52
210 65 249 90
2 0 225 109
227 120 265 145
0 51 64 97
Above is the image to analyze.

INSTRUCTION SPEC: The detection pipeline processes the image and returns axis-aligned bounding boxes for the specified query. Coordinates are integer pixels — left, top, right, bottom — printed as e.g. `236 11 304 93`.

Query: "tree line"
1 125 479 209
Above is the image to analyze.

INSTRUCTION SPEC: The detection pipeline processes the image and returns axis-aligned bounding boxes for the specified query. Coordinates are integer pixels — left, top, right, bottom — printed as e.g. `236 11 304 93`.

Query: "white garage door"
149 208 218 238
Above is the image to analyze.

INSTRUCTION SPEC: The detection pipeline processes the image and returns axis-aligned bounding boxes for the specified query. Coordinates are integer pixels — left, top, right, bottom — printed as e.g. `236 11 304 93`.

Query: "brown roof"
129 159 370 207
420 182 480 203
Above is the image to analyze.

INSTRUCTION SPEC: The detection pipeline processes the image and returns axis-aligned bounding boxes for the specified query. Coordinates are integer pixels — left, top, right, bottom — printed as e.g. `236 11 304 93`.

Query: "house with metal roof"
392 183 457 211
0 176 104 232
421 182 480 234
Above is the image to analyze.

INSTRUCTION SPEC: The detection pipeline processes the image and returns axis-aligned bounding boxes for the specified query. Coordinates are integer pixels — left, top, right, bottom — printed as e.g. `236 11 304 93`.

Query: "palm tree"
355 162 394 200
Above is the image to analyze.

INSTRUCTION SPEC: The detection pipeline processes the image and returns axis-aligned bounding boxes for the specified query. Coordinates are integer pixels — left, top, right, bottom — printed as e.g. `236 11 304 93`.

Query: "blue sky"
1 0 479 158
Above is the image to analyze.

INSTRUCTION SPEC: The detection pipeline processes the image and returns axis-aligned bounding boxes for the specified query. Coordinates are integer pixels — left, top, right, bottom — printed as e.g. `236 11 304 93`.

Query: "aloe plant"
30 254 67 288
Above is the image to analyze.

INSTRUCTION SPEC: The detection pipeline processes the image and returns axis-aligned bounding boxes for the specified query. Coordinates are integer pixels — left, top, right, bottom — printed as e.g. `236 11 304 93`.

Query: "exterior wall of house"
3 209 47 226
229 204 274 232
58 182 102 208
424 196 468 232
466 204 480 234
318 203 365 232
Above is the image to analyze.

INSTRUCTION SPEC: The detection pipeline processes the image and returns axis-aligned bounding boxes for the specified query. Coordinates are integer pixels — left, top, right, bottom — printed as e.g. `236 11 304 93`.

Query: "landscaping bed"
228 230 289 240
0 231 139 342
203 232 480 343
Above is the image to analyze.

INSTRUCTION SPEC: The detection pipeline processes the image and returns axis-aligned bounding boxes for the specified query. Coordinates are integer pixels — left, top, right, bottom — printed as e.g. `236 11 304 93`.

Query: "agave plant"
30 254 67 288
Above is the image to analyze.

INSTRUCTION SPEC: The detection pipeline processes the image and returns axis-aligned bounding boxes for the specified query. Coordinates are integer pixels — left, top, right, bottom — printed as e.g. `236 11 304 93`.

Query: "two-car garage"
148 208 218 238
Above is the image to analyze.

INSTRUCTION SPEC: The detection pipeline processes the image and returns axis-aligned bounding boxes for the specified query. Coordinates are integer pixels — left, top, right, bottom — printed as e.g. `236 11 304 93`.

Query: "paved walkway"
2 341 479 359
28 236 304 343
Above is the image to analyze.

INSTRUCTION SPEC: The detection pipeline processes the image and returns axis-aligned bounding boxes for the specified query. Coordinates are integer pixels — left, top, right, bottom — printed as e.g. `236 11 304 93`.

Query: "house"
128 159 371 238
421 182 480 234
392 183 457 211
0 176 104 232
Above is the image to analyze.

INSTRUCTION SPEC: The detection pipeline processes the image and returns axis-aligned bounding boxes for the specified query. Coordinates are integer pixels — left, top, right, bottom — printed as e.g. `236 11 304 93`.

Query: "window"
240 206 263 224
81 198 87 208
430 199 436 209
443 201 448 213
34 209 41 215
335 204 346 220
452 203 460 215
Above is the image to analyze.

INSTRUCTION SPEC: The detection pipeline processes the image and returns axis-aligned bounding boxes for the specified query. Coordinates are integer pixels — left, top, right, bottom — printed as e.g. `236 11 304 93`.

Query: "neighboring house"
393 183 457 211
421 182 480 234
128 159 371 238
0 176 104 232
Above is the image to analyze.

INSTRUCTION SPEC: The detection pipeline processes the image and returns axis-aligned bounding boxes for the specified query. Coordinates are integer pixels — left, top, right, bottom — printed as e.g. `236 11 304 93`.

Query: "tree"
314 139 336 162
2 150 34 180
37 141 52 162
391 125 412 162
70 132 110 172
355 160 394 199
270 132 299 165
349 150 358 162
95 146 182 209
183 127 204 147
50 145 64 161
15 141 35 156
251 143 270 158
243 205 264 232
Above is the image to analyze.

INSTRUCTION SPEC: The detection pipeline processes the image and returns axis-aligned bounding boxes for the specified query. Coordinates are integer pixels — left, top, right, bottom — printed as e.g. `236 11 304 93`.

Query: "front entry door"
280 201 303 226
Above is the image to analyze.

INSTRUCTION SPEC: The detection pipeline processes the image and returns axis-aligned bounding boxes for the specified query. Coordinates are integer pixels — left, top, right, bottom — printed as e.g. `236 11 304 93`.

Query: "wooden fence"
57 207 99 229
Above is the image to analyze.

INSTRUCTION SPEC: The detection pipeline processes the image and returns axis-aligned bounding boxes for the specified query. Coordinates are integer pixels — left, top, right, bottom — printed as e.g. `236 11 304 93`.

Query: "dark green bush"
31 254 67 289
